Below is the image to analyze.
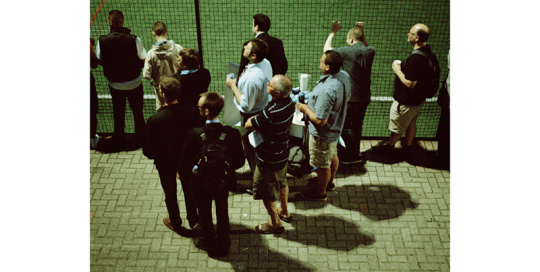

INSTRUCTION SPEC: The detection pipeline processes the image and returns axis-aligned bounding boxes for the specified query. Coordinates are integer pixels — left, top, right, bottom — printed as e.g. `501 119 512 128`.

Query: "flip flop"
255 223 285 234
278 213 293 223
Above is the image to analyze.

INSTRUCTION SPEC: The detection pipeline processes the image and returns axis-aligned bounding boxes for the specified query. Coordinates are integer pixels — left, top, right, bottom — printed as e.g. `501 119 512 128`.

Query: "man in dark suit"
238 13 288 77
143 76 200 233
181 92 245 257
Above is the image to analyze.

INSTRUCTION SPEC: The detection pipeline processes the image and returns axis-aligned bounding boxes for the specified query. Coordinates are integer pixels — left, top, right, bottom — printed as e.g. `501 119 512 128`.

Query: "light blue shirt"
234 59 273 114
206 119 220 124
180 69 199 75
307 71 351 143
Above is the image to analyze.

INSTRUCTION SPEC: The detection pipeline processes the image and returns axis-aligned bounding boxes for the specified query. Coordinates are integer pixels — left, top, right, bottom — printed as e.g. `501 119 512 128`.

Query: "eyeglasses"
198 106 203 110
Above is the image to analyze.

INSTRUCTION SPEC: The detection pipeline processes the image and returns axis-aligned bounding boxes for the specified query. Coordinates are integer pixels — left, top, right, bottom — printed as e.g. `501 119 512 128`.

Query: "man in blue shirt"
296 51 351 201
226 39 272 194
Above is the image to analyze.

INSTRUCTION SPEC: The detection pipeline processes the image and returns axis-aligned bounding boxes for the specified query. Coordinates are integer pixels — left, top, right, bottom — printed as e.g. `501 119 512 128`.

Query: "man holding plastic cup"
296 51 351 201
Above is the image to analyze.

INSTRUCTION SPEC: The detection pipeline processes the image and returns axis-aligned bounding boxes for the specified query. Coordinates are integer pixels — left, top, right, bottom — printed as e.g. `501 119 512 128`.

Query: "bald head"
411 24 430 43
271 75 292 98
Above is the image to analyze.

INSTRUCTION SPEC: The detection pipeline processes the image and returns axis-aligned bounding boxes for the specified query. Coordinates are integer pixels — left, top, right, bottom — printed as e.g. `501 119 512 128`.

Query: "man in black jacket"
181 92 245 257
238 13 288 77
143 76 200 233
96 10 147 149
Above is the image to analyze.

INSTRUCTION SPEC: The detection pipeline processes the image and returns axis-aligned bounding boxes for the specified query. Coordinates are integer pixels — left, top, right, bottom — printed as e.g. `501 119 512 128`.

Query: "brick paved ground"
90 140 449 272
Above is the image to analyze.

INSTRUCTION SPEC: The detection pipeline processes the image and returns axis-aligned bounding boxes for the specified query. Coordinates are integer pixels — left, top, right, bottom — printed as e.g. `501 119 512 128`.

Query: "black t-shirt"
393 44 433 106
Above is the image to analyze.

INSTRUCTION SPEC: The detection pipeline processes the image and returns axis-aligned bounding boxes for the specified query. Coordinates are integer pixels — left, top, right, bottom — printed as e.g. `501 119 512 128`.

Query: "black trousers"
109 83 145 145
341 101 370 159
192 184 230 249
156 164 199 228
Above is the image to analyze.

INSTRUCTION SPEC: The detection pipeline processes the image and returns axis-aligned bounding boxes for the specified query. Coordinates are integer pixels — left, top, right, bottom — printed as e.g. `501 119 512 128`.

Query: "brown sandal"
255 223 285 234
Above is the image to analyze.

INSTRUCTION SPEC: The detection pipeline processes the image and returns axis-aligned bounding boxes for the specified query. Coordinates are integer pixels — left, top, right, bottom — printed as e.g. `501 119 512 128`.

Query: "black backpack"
192 132 231 195
410 49 441 98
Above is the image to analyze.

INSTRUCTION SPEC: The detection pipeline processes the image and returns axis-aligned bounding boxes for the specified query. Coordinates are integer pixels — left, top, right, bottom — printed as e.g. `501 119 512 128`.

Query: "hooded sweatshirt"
143 40 183 88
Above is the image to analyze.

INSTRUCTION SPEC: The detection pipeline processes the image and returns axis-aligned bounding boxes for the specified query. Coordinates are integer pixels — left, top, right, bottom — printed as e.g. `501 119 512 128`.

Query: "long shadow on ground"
177 223 317 271
290 184 418 221
273 213 375 250
363 141 449 170
95 135 140 153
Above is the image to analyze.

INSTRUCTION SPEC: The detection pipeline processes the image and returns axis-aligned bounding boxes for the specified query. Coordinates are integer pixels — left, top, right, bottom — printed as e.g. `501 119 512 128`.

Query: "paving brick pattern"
90 140 450 271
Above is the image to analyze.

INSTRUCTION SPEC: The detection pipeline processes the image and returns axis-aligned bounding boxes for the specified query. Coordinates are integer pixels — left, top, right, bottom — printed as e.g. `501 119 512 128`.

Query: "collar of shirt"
317 75 331 84
255 32 266 38
180 69 199 75
206 119 220 124
155 40 168 46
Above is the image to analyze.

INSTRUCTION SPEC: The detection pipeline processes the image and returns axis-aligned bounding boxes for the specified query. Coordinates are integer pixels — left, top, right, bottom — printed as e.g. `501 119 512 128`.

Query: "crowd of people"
90 10 448 258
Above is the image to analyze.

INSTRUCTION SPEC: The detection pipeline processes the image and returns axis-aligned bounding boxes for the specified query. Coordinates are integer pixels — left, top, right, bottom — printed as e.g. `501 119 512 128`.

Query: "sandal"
278 212 293 223
255 223 285 234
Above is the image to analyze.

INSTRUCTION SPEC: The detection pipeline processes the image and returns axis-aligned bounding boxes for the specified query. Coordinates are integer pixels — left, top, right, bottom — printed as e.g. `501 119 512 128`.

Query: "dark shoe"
300 190 327 201
255 223 285 234
244 187 253 195
196 238 217 252
402 144 412 160
210 237 231 258
278 212 293 223
371 143 395 154
163 218 182 232
326 182 335 192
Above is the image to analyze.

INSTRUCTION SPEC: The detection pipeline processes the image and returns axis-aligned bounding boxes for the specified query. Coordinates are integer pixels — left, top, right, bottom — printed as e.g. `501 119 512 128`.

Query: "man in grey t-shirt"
296 51 351 201
323 20 376 164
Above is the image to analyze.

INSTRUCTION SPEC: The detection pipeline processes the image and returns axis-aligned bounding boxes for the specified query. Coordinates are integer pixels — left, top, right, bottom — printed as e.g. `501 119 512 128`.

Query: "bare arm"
244 115 258 130
296 103 328 127
323 20 342 52
392 62 417 89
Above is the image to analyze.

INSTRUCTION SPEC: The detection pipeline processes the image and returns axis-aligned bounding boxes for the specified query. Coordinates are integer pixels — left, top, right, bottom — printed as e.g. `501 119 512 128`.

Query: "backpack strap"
408 50 432 70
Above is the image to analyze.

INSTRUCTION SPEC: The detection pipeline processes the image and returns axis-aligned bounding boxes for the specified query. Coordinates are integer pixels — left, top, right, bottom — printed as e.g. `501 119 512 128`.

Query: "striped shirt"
251 96 295 170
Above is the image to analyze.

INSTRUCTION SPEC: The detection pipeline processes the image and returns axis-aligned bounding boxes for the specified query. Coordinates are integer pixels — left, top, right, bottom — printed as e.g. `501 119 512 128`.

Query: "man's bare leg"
388 131 402 146
315 167 331 196
326 155 339 188
404 125 416 146
277 185 290 218
262 199 282 228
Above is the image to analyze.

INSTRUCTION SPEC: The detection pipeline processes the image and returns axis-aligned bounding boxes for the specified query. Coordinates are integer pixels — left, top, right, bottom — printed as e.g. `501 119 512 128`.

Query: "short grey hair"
274 75 292 97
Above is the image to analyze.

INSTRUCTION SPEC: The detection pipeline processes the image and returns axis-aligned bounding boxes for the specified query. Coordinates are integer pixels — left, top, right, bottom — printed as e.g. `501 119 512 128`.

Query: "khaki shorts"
253 164 288 201
389 100 425 134
309 134 337 168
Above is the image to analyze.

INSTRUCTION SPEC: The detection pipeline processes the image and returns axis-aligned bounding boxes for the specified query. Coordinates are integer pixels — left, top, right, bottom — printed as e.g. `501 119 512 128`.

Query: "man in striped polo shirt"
245 75 295 234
